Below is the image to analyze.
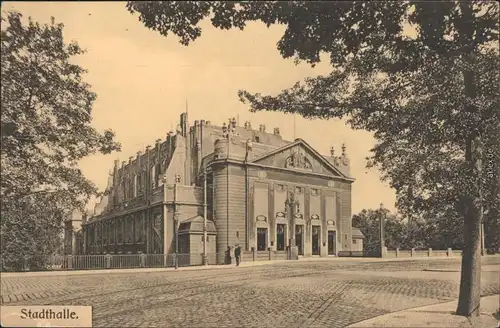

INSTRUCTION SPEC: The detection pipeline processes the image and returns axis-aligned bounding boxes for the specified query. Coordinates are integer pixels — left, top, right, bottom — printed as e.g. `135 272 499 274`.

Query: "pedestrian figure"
234 244 241 266
226 246 232 264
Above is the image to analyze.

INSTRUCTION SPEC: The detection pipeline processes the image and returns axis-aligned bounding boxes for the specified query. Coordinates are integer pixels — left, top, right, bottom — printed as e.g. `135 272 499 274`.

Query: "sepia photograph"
1 1 499 327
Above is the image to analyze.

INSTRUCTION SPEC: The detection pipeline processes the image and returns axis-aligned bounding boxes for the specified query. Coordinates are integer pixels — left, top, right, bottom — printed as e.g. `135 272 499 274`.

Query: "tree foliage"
126 1 499 316
0 12 121 270
353 208 403 256
353 208 467 257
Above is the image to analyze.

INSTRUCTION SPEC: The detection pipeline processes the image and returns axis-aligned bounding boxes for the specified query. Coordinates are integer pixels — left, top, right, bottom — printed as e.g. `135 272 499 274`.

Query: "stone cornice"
209 158 355 183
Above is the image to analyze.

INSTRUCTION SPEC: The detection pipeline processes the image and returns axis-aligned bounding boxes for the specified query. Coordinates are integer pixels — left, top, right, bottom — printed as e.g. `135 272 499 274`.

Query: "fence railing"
1 247 464 272
383 247 462 258
3 248 278 272
1 253 226 272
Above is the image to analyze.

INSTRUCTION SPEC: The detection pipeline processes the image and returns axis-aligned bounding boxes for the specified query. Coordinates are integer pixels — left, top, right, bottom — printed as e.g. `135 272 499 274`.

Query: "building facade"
77 112 363 264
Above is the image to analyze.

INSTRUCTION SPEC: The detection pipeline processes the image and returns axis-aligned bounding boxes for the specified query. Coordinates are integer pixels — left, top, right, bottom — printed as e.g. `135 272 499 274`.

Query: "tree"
126 1 499 317
1 12 121 270
352 208 406 256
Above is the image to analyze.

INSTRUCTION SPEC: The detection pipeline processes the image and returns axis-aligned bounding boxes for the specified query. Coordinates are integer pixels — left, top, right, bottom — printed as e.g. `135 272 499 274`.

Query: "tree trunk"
455 4 483 313
456 136 483 317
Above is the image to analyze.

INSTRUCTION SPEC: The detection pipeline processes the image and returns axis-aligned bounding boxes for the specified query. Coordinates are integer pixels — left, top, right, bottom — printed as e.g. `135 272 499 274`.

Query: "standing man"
234 244 241 266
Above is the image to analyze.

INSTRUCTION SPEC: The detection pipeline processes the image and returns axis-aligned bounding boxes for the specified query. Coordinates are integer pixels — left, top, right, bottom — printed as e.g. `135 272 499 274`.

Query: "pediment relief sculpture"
284 149 312 170
276 212 286 219
311 214 320 220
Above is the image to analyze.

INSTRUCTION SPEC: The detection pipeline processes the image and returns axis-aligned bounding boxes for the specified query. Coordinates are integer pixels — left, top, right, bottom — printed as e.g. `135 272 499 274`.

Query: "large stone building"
78 112 363 264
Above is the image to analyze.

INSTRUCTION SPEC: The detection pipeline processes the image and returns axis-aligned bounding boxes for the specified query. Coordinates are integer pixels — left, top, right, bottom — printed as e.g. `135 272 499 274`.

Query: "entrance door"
257 228 267 251
276 224 285 251
312 225 320 255
328 231 336 255
295 225 304 255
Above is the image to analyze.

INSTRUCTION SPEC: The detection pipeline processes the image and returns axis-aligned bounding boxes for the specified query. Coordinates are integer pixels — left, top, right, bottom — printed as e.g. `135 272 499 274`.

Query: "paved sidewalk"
0 255 475 278
348 294 500 328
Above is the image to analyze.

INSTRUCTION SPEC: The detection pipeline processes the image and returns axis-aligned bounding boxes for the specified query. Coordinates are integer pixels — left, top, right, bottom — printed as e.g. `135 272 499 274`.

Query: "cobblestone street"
1 257 499 328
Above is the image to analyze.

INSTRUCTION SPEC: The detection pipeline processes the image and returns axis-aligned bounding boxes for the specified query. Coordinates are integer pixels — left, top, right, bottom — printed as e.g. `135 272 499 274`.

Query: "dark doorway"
257 228 267 251
328 231 336 255
312 225 320 255
276 224 285 251
295 225 304 255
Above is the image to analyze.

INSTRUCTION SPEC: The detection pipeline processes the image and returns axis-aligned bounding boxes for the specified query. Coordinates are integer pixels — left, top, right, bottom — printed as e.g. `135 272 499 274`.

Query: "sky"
4 1 397 214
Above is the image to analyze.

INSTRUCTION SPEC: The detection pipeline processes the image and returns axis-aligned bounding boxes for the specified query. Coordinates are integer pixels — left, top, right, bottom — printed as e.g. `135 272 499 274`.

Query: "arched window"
133 174 137 197
155 163 161 187
150 166 156 188
124 180 128 200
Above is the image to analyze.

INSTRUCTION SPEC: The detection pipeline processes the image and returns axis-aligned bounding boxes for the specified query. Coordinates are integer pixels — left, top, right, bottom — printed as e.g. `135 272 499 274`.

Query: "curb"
423 265 500 273
347 294 500 328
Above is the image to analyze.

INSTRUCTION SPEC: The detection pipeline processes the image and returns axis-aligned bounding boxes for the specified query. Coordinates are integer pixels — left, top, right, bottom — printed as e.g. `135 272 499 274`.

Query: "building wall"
351 238 363 252
82 113 355 259
188 234 217 256
211 162 353 255
166 204 202 254
212 165 247 255
338 185 352 251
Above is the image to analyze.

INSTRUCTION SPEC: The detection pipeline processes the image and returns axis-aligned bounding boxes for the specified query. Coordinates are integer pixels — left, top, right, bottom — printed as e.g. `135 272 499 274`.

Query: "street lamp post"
380 202 386 258
202 166 208 265
174 174 181 269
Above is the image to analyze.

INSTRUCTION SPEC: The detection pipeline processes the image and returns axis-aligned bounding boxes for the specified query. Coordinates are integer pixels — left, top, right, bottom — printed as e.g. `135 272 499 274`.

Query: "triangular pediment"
251 139 347 178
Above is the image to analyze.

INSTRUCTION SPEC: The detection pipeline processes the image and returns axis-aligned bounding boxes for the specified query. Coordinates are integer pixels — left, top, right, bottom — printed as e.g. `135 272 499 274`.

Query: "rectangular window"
126 216 133 244
103 222 108 245
352 239 357 244
257 228 267 251
311 188 319 196
117 219 123 244
109 220 115 244
276 224 285 251
135 215 144 243
295 186 303 194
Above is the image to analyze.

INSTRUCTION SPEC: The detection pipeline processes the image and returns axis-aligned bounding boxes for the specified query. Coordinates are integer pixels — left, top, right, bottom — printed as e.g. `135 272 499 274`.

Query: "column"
269 185 276 250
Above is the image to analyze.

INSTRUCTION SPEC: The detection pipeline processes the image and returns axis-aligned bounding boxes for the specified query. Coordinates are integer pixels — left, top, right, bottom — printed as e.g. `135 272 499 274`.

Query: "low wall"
384 248 462 259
